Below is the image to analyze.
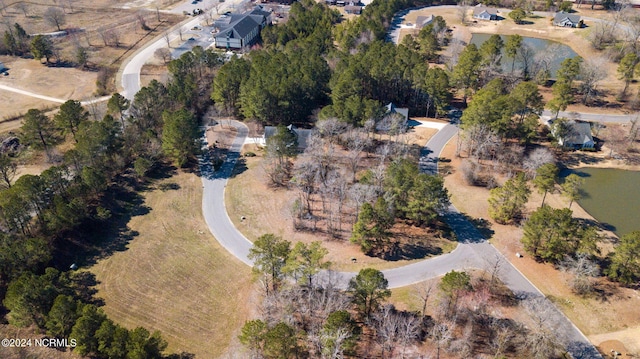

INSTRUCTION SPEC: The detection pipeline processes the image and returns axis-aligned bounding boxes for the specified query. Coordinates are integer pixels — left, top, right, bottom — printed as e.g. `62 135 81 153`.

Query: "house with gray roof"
264 125 314 149
214 6 271 49
473 6 498 21
556 121 594 149
376 103 409 131
553 11 583 28
415 14 435 29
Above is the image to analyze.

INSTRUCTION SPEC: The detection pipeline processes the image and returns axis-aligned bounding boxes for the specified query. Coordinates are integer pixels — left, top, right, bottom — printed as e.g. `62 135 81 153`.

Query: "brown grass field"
0 0 182 129
89 171 254 358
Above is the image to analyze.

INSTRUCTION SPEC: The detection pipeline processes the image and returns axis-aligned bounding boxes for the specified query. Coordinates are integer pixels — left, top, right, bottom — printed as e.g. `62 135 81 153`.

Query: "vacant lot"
0 0 182 127
439 133 640 355
89 171 253 358
224 124 461 271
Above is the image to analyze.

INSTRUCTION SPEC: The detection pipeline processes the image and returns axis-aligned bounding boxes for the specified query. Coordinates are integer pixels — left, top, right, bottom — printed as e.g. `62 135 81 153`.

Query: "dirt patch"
140 63 169 87
89 171 253 358
591 327 640 356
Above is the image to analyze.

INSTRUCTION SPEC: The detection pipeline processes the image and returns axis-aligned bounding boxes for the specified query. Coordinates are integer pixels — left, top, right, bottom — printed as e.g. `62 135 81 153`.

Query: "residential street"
199 120 601 359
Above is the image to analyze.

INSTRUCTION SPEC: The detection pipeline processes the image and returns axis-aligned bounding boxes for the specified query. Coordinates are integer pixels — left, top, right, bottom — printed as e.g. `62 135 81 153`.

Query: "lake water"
566 168 640 237
470 33 579 78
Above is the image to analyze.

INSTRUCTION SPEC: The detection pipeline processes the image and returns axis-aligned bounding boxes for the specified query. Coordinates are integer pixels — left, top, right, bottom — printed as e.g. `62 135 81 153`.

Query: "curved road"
200 120 601 358
116 2 601 356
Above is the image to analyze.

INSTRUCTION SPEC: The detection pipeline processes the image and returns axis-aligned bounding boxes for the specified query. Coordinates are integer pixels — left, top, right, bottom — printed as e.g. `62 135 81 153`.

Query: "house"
473 6 498 21
263 125 314 149
344 4 363 14
214 6 271 49
376 103 409 131
556 121 595 149
415 14 435 29
553 11 583 28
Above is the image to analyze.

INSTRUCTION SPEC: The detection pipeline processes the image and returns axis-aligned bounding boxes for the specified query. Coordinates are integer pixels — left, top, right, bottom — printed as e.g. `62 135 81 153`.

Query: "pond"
565 168 640 237
470 33 578 78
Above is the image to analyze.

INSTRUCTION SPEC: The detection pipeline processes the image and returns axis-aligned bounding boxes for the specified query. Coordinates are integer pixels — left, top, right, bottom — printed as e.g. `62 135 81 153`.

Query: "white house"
473 6 498 21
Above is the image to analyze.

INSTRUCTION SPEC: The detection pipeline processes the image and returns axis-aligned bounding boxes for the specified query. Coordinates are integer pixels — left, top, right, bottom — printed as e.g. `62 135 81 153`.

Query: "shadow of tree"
461 214 495 239
53 177 150 271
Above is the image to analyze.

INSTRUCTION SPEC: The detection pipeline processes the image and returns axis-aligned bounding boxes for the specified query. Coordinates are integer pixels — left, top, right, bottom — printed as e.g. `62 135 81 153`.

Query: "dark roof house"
473 6 498 21
344 4 363 14
214 6 271 49
376 103 410 131
264 125 314 149
415 14 435 29
553 11 583 28
556 121 594 149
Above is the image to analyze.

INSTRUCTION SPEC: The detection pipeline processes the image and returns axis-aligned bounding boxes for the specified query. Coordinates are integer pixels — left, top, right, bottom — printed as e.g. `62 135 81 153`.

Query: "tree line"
0 46 221 357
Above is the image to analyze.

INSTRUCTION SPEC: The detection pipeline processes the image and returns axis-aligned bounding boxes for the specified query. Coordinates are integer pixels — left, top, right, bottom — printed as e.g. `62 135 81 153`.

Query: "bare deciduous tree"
154 47 172 63
348 182 376 221
66 0 75 14
484 252 505 291
316 118 348 144
43 7 66 31
579 56 608 105
136 11 149 31
374 305 400 358
16 2 29 17
523 147 555 177
603 124 630 158
430 321 453 359
413 280 435 317
164 31 171 48
491 318 515 358
561 253 600 295
343 128 368 182
588 22 618 50
522 298 563 359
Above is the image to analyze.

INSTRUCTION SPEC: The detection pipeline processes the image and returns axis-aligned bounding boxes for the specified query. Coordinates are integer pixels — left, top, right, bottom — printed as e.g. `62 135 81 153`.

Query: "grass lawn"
89 171 253 358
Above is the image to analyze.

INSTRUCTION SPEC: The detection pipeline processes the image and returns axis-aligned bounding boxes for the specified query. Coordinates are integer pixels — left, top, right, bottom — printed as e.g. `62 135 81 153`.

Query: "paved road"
0 83 111 105
119 0 243 100
121 16 202 100
200 123 254 266
199 119 602 358
542 109 638 123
